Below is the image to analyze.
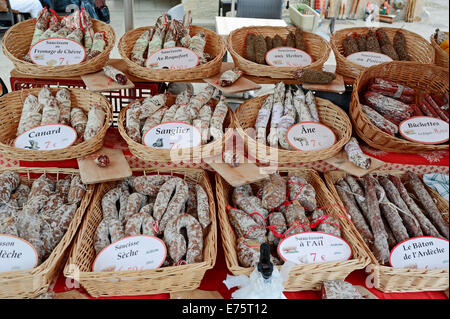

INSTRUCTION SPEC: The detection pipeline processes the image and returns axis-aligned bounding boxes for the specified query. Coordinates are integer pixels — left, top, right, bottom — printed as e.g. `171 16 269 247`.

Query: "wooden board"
323 149 386 177
204 156 271 187
302 74 346 93
77 147 132 185
204 63 261 94
81 67 135 92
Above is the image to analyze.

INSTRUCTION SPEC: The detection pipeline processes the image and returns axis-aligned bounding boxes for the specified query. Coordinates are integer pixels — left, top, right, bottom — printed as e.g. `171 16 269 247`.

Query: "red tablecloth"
1 128 448 299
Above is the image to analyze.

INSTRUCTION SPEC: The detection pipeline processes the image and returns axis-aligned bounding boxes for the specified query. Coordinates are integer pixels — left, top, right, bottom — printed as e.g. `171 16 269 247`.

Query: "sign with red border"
0 235 38 273
346 51 393 67
92 235 167 272
14 124 78 151
142 122 202 150
278 232 353 265
287 122 336 151
146 47 199 70
265 47 313 67
389 236 449 270
399 116 449 144
30 37 86 66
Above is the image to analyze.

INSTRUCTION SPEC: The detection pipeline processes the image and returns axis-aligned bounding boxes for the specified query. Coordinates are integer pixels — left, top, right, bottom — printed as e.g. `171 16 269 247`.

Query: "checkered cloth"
423 173 449 202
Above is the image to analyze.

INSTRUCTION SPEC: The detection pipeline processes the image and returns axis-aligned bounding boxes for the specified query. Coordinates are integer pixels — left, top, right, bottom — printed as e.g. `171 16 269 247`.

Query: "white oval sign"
347 51 393 67
278 232 352 265
265 47 313 67
399 116 449 144
30 37 86 66
143 122 202 150
92 235 167 272
389 237 449 270
287 122 336 151
0 235 38 273
146 47 199 70
14 124 78 151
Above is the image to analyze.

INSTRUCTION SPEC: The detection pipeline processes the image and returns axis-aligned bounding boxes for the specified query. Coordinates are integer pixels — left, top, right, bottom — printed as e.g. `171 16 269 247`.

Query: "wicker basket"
0 167 94 299
63 168 217 297
1 19 115 77
0 87 112 161
331 27 435 79
350 61 449 154
118 94 235 163
235 95 352 164
324 170 449 293
118 25 226 82
216 168 371 292
228 26 331 79
430 34 449 69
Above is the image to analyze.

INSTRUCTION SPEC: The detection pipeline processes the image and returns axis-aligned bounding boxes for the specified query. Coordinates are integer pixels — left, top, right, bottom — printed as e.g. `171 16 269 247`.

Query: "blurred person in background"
41 0 109 23
9 0 43 18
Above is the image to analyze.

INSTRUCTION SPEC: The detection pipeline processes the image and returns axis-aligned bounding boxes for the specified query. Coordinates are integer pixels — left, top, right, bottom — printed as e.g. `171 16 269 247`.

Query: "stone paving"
0 0 448 92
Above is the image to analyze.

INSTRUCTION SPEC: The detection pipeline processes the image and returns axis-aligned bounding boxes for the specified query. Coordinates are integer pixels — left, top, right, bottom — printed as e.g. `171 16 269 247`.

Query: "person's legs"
9 0 43 18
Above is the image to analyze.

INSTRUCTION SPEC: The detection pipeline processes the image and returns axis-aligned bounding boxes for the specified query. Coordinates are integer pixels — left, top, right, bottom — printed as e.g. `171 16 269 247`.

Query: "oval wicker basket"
63 168 217 297
228 26 331 79
430 34 449 69
324 170 449 293
118 94 235 163
0 167 94 299
118 25 226 82
330 27 435 79
235 95 352 164
0 87 112 161
216 168 371 291
350 61 449 154
1 19 115 77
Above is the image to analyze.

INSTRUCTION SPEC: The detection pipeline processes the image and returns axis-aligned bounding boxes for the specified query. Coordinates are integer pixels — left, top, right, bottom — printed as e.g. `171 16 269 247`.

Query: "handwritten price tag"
287 122 336 151
399 116 449 144
265 47 312 67
30 38 86 66
142 122 202 150
92 235 167 272
0 235 38 273
146 47 199 70
14 124 77 151
278 232 352 265
389 237 449 270
346 51 393 67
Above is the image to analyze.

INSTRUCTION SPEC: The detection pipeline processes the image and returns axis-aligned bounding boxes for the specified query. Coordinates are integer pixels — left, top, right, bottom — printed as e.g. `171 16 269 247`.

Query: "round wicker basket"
1 19 116 77
235 95 352 164
118 94 235 163
118 25 226 82
350 61 449 154
228 26 331 79
430 34 449 69
331 27 435 79
0 87 112 161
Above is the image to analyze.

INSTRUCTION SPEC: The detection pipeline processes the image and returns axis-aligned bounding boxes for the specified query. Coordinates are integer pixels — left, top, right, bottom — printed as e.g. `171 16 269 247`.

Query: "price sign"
142 122 202 150
399 116 449 144
346 51 393 67
92 235 167 272
30 38 86 66
390 237 449 270
146 47 199 70
0 235 38 273
278 232 352 265
15 124 78 151
287 122 336 151
265 47 312 67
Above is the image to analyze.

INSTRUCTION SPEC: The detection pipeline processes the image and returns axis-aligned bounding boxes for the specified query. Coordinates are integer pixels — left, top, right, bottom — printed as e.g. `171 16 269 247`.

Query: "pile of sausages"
361 78 449 137
0 171 86 265
334 172 448 265
94 175 211 267
227 172 342 268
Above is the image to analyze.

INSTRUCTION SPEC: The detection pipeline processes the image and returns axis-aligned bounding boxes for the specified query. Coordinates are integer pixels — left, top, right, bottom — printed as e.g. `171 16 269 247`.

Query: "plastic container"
289 4 320 32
